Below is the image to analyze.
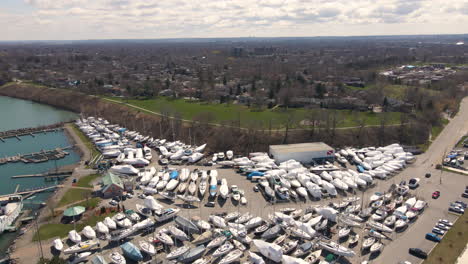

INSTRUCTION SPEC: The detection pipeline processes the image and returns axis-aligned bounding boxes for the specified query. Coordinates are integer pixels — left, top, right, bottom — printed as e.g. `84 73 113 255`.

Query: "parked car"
432 191 440 199
205 201 215 208
439 219 453 226
449 206 464 214
436 223 449 231
462 191 468 198
408 178 420 189
409 248 428 259
432 228 445 236
109 200 118 206
425 233 441 242
126 193 133 199
253 186 259 192
425 173 431 178
455 200 467 208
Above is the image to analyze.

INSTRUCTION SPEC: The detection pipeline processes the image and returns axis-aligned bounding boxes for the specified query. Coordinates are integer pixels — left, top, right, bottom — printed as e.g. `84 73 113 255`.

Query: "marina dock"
0 145 74 165
0 123 64 141
0 185 63 199
11 170 73 179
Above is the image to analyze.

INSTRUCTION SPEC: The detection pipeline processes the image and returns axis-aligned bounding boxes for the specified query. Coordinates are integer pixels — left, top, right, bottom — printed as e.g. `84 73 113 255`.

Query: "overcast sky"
1 0 467 40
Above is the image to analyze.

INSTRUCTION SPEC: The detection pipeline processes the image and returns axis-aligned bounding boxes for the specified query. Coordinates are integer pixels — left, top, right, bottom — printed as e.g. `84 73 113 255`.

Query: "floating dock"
0 145 74 165
0 123 64 140
11 170 73 180
0 185 62 199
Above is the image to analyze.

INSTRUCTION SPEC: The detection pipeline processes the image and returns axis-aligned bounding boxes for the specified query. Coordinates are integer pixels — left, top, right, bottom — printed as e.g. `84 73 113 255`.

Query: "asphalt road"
377 96 468 264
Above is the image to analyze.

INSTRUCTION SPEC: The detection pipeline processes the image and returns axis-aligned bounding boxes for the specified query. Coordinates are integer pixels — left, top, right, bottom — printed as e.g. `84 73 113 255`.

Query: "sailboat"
282 255 308 264
188 181 197 195
175 216 200 233
178 245 206 263
109 252 126 264
213 241 234 258
318 240 355 257
199 179 207 196
220 179 229 199
168 225 189 241
166 246 190 260
138 240 156 256
219 249 243 264
362 237 376 249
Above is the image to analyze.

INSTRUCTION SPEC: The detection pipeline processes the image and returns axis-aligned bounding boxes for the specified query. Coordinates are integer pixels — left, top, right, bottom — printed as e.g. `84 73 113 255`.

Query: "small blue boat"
209 184 217 197
170 170 179 180
247 171 264 179
120 242 143 261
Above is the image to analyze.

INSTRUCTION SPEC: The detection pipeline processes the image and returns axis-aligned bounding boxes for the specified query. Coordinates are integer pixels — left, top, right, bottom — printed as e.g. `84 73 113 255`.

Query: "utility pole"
34 212 44 261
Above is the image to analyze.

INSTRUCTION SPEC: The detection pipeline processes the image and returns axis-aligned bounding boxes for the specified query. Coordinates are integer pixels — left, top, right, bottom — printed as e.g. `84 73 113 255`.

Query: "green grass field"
346 84 440 100
104 96 402 129
76 173 101 188
57 189 92 207
424 212 468 264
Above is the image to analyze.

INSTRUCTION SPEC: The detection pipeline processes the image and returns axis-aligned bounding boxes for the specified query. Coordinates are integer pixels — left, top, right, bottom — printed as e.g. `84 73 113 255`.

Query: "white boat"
342 177 357 189
249 251 266 264
213 241 234 258
193 219 211 230
195 144 207 153
139 240 156 256
384 215 397 226
315 207 338 222
367 220 393 233
296 187 308 198
370 192 384 202
349 234 359 245
110 165 139 175
253 239 283 263
166 179 179 191
177 182 188 193
192 230 213 245
64 240 99 254
331 178 348 191
168 225 189 241
68 230 82 243
190 171 199 182
207 235 227 249
109 252 126 264
52 238 63 251
291 227 312 240
166 245 190 260
69 251 92 264
322 181 337 196
232 239 246 251
338 227 351 238
308 215 322 227
177 194 200 203
240 195 247 205
245 217 263 229
104 217 117 230
180 168 190 182
368 229 386 239
405 210 418 219
362 237 375 249
82 225 96 239
220 179 229 199
199 180 207 196
210 215 227 228
370 242 383 253
219 249 242 264
306 182 322 199
320 171 333 181
156 180 168 190
154 231 174 246
318 240 355 257
282 255 308 264
117 218 132 228
226 150 234 160
281 240 299 254
133 218 154 230
304 250 322 264
371 209 388 221
395 219 408 229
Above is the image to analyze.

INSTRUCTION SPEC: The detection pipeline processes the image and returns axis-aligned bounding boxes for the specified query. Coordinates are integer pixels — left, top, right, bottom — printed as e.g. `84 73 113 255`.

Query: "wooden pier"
11 170 73 179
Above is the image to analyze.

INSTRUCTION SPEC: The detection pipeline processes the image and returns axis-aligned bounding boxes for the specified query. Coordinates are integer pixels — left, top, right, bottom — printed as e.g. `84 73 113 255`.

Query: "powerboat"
68 252 92 264
370 242 383 253
220 179 229 199
210 215 227 228
249 251 266 264
154 231 174 246
199 180 207 196
135 204 152 217
159 191 177 201
103 217 117 230
338 227 351 238
281 240 299 254
109 252 126 264
139 240 156 256
188 181 197 195
133 218 154 230
367 220 393 233
304 250 322 264
193 219 211 230
226 212 241 222
261 225 282 239
349 234 359 245
177 194 201 203
292 241 314 257
282 255 308 264
207 235 227 249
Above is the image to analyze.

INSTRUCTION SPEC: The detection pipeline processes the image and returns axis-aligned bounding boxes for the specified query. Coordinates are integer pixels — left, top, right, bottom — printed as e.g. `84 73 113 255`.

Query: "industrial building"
269 142 335 164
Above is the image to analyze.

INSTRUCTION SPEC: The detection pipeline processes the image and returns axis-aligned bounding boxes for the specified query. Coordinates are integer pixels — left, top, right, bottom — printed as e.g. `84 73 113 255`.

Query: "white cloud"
0 0 465 40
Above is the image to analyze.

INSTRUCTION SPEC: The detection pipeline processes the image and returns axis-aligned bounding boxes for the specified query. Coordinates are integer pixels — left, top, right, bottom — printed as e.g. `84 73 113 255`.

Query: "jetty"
0 145 74 165
0 122 64 141
0 185 62 199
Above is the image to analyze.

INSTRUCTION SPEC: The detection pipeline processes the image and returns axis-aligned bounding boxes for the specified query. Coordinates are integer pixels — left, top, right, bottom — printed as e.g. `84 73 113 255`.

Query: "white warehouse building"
269 142 335 164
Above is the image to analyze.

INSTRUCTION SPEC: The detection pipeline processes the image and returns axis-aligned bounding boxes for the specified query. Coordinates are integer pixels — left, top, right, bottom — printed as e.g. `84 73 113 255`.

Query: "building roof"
269 142 333 154
102 172 123 189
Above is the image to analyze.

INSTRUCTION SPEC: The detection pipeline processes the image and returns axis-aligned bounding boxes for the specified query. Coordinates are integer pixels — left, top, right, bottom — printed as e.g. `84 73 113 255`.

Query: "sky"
0 0 467 41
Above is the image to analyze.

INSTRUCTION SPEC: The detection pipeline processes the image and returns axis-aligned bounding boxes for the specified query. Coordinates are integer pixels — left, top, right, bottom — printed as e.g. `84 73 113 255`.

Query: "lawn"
424 212 468 264
346 84 440 101
76 173 101 188
33 212 115 241
104 96 402 129
431 119 449 141
69 124 100 162
57 189 92 207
